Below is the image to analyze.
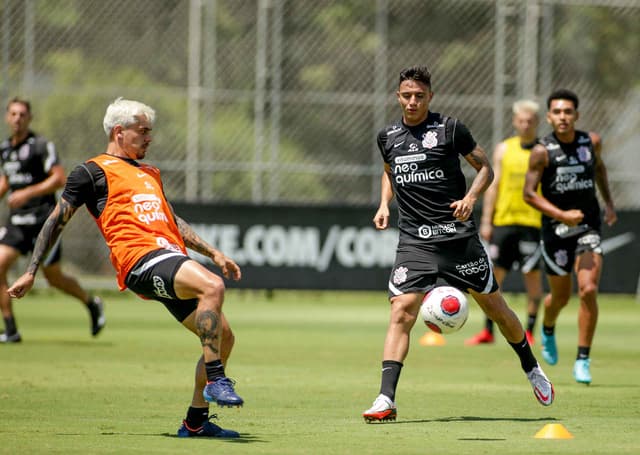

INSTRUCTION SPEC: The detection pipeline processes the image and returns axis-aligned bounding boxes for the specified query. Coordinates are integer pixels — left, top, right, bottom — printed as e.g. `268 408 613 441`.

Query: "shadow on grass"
55 432 265 444
57 432 268 444
584 384 640 389
160 433 265 443
24 340 115 348
377 415 558 425
458 438 507 441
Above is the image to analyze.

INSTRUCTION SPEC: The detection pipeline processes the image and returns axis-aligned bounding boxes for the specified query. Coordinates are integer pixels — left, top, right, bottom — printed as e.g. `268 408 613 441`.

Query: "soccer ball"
420 286 469 334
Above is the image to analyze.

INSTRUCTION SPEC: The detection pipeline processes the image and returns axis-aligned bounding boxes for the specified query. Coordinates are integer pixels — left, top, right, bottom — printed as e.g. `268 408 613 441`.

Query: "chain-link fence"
1 0 639 278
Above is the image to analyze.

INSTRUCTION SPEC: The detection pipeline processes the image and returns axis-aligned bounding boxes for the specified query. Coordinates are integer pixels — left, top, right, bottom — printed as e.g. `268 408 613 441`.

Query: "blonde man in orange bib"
8 98 243 438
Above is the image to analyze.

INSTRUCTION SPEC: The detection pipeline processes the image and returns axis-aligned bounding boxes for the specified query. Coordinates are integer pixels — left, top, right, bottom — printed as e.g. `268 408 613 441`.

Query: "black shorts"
489 225 541 273
541 227 602 276
388 234 499 298
0 223 61 265
124 249 198 322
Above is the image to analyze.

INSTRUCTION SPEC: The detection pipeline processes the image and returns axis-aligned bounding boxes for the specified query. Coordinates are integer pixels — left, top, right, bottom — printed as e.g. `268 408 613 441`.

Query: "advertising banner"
173 203 398 291
173 203 638 294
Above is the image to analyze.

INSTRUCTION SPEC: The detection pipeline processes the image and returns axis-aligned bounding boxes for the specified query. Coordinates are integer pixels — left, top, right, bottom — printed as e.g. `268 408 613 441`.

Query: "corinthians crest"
577 145 592 162
421 130 438 149
393 266 408 285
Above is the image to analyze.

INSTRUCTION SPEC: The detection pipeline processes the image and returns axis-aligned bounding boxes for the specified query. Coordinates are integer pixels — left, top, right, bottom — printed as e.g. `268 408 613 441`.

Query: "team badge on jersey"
19 145 31 160
392 266 408 285
577 146 591 163
554 249 568 267
421 131 438 149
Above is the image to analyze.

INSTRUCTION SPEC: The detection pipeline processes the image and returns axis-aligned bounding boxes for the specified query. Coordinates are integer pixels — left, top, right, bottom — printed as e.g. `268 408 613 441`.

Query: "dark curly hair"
398 66 432 89
547 89 579 110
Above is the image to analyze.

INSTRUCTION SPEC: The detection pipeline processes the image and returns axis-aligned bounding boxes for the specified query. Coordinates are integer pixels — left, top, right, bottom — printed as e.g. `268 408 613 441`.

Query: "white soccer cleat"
362 394 397 423
527 364 555 406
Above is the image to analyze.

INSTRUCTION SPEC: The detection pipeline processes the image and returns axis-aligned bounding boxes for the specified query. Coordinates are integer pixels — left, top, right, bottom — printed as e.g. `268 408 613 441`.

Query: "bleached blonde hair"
103 97 156 138
512 99 540 116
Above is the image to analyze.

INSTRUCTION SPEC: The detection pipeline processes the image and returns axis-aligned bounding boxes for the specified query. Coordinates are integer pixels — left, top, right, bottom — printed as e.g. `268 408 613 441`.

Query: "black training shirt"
377 111 478 244
539 130 601 233
0 131 59 224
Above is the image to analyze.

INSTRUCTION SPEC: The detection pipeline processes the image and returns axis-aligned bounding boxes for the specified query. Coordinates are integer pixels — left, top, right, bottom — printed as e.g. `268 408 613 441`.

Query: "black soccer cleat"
177 414 240 438
0 331 22 343
88 296 106 336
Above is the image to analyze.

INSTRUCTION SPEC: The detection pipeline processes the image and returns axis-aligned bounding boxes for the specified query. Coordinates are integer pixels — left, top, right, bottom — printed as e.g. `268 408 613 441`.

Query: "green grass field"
1 289 639 454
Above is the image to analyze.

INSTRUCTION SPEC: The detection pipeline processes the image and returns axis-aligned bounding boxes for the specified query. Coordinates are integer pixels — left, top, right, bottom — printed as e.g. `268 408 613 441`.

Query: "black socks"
508 336 538 373
379 360 403 402
205 359 225 383
3 316 17 335
526 313 537 333
485 318 494 333
185 406 209 428
542 325 555 336
577 346 590 360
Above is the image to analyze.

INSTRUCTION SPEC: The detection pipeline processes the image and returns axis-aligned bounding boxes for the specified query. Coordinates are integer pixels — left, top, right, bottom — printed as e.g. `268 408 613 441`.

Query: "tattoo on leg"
196 310 219 355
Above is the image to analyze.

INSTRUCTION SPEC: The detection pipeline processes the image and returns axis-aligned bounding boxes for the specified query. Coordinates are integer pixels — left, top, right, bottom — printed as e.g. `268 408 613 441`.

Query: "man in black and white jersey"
362 66 554 423
523 89 616 385
0 98 105 343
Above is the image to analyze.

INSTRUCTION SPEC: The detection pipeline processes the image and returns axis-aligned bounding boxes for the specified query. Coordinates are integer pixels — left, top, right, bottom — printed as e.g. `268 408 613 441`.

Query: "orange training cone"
419 331 446 346
534 423 574 439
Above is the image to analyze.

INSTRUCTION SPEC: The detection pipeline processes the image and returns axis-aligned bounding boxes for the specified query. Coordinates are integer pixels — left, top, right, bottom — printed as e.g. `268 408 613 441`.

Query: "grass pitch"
0 289 639 454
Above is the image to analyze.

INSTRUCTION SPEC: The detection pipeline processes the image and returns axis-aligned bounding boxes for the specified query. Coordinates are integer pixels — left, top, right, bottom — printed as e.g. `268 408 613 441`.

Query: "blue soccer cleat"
177 415 240 438
573 358 592 385
540 330 558 365
203 377 244 407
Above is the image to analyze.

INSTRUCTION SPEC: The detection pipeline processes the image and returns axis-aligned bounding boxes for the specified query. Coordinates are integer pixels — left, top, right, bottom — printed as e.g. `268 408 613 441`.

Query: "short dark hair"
6 97 31 114
398 66 432 89
547 89 579 110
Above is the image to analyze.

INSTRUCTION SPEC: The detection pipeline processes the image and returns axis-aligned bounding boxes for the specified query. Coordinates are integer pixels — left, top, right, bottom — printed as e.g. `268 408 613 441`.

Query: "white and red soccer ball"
420 286 469 334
